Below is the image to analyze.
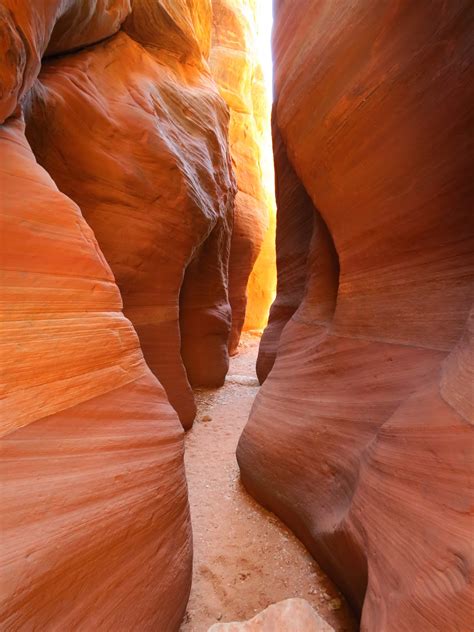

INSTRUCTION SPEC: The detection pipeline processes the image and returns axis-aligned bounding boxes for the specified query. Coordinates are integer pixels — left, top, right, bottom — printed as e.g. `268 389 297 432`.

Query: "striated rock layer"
25 0 236 428
257 119 320 383
240 1 474 630
210 0 275 353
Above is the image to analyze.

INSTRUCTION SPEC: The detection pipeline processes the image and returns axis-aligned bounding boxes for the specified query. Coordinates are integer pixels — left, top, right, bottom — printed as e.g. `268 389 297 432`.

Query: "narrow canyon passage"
2 1 472 630
181 335 356 632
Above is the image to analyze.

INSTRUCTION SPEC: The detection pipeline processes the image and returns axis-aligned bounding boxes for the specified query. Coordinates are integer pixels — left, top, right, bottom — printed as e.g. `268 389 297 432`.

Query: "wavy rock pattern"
257 121 317 383
0 0 238 627
210 0 275 353
24 0 235 428
239 1 474 629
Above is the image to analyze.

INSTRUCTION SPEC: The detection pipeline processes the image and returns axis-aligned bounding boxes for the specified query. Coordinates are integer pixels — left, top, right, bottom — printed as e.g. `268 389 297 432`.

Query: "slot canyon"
0 0 473 630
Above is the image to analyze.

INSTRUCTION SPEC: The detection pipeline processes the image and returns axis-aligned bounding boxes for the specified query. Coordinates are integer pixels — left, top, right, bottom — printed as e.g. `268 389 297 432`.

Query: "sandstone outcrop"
0 114 191 630
208 598 334 631
210 0 275 353
239 1 474 629
24 0 236 428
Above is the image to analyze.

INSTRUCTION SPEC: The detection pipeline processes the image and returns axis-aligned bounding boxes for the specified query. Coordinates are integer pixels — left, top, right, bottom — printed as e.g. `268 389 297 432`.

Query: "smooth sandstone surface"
239 1 474 630
208 598 335 632
0 117 191 630
123 0 212 61
25 0 236 428
210 0 275 353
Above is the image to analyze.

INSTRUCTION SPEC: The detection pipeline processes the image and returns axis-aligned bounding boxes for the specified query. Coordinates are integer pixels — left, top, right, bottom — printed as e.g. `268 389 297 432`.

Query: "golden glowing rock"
0 0 239 628
210 0 276 351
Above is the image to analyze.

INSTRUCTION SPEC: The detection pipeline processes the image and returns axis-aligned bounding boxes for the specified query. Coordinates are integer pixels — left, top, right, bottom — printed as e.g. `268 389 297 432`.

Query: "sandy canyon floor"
181 334 356 631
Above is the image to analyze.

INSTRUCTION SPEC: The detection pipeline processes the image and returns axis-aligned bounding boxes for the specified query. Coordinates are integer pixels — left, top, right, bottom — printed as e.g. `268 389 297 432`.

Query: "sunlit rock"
208 598 334 631
0 1 132 122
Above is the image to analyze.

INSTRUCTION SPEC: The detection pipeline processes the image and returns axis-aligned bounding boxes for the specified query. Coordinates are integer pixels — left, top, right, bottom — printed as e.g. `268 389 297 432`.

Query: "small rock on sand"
207 598 335 631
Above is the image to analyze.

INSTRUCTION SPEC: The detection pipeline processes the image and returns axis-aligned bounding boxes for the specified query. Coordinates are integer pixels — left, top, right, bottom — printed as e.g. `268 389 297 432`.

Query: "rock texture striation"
210 0 275 353
240 2 474 630
25 0 236 428
0 114 191 630
256 120 322 383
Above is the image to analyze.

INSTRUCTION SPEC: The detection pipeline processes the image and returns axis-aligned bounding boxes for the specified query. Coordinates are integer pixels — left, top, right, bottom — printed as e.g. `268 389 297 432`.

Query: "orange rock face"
210 0 275 353
0 116 191 630
24 0 236 428
239 1 474 629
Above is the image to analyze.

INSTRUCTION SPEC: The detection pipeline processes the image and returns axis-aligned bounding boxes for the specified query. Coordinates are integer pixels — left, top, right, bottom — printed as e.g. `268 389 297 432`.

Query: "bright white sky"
255 0 274 98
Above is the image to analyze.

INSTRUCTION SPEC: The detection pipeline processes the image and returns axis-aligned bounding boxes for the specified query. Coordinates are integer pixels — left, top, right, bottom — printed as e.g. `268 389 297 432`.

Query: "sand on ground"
181 334 357 632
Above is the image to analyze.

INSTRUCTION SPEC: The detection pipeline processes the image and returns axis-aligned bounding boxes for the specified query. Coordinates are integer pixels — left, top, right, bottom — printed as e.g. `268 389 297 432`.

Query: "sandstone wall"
239 1 474 629
210 0 275 353
256 119 318 383
0 115 191 630
0 0 237 627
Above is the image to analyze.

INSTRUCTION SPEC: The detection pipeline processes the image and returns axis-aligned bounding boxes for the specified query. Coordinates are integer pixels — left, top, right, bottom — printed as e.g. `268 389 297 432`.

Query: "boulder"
208 598 334 631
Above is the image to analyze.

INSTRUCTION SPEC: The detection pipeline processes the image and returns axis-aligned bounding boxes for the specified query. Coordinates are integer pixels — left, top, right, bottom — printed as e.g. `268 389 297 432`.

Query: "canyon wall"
24 0 236 429
210 0 275 352
0 0 237 628
240 1 474 630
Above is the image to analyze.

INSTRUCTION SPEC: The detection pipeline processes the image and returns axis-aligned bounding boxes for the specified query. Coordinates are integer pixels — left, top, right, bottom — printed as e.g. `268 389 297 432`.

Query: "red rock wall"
210 0 275 353
0 0 237 627
24 0 236 428
239 1 474 629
